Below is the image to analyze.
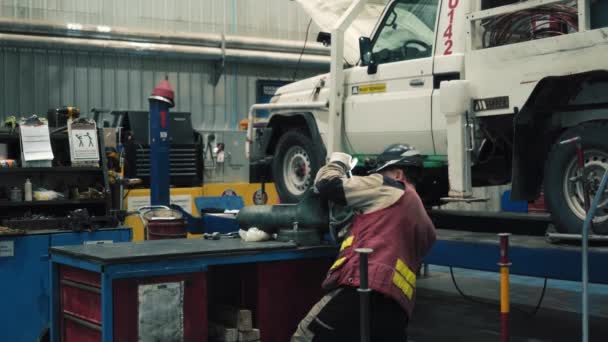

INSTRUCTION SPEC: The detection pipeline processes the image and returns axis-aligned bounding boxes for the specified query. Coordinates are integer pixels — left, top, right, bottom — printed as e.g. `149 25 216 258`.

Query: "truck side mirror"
359 37 377 75
317 32 331 47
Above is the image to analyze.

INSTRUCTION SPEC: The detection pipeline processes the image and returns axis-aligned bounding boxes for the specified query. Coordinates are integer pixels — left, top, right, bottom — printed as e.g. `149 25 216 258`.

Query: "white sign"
0 240 15 257
127 194 193 214
68 119 100 163
20 121 54 162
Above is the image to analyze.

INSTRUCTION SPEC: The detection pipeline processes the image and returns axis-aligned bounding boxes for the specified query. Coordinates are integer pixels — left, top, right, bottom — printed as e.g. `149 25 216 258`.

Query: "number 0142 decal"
443 0 459 55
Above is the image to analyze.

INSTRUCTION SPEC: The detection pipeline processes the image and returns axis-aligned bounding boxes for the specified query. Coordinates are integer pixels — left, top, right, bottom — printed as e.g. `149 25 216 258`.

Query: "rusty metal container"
141 207 187 240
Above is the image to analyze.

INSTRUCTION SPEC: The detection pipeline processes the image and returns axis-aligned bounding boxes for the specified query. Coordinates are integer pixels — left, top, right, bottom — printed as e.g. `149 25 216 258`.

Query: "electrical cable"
293 18 314 81
449 267 548 317
482 4 578 48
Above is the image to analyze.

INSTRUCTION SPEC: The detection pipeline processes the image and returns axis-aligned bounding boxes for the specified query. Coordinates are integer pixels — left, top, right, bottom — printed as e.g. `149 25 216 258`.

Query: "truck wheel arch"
265 112 327 161
511 70 608 201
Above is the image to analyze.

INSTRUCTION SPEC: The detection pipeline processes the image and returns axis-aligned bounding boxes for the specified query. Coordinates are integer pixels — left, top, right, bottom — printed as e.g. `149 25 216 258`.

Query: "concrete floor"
408 267 608 342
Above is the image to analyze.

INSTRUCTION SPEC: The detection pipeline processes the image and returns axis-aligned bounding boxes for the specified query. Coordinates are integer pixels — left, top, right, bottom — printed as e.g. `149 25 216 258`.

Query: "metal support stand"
356 248 373 342
581 169 608 342
498 233 511 342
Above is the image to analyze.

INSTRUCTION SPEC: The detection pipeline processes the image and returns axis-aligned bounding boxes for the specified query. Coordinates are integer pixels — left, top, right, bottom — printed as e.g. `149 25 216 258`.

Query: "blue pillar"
149 78 175 206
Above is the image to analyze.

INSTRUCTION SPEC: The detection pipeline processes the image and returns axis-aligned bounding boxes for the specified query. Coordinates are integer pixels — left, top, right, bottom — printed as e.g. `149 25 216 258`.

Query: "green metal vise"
236 190 329 246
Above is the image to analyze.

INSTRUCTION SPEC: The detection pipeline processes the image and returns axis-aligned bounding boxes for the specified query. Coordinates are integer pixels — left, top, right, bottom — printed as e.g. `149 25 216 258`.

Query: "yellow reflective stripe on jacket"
340 236 354 251
392 272 414 300
330 257 347 270
395 259 416 287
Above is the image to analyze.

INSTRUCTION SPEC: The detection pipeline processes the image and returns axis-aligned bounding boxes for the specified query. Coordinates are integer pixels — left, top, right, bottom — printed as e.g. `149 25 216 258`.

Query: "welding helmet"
368 144 423 174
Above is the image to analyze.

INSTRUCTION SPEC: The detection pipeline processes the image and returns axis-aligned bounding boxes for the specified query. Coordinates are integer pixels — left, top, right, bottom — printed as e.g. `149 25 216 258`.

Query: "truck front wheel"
544 123 608 234
272 130 323 203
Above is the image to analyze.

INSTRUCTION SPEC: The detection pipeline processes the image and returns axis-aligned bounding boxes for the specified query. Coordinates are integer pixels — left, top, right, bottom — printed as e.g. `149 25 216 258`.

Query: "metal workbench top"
50 238 334 264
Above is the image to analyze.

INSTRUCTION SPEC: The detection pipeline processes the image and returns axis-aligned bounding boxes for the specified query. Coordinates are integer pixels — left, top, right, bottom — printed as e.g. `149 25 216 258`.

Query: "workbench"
49 238 336 342
49 228 608 341
0 228 131 342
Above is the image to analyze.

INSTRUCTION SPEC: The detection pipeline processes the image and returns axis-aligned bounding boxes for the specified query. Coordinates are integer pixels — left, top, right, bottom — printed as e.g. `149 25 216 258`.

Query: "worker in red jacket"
292 144 437 342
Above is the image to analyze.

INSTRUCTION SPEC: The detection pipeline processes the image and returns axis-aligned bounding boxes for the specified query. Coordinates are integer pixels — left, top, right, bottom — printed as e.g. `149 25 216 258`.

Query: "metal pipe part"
245 101 328 159
581 169 608 342
236 190 328 233
236 203 328 233
327 0 368 156
0 18 330 56
0 33 330 67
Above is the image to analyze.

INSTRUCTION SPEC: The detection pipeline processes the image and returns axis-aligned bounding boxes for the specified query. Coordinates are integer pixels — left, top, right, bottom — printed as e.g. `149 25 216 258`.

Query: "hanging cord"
449 267 548 317
293 18 314 81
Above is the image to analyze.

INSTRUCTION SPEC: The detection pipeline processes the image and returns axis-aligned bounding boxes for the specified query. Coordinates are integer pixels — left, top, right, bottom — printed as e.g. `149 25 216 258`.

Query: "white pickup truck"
249 0 608 234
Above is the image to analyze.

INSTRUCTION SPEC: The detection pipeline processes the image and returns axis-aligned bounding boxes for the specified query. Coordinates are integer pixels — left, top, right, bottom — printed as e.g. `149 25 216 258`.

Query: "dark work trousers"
291 287 409 342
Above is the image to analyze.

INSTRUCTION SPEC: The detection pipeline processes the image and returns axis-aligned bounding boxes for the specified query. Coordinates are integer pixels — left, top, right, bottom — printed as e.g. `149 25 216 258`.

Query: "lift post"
148 77 175 206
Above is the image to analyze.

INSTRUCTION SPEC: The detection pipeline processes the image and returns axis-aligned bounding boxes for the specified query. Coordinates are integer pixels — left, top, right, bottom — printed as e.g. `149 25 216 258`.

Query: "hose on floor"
449 267 548 317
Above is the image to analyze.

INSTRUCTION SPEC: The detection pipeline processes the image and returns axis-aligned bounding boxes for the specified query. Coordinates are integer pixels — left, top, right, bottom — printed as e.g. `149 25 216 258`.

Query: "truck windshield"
371 0 438 64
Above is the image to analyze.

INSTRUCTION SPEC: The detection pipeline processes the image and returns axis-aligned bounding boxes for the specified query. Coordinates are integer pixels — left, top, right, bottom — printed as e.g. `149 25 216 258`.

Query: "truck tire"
544 123 608 234
273 130 323 203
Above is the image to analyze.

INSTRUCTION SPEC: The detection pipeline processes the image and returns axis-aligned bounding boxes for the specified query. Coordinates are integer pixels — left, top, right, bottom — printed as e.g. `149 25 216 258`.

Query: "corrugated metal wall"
0 0 326 130
0 47 323 130
0 0 316 40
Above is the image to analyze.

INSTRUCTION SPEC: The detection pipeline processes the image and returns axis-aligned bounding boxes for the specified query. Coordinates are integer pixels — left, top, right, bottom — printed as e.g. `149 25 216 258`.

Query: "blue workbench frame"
50 246 336 342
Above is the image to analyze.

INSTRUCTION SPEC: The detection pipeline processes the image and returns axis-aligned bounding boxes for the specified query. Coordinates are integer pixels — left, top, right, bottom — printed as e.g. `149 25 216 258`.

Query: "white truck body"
274 0 606 154
254 0 608 234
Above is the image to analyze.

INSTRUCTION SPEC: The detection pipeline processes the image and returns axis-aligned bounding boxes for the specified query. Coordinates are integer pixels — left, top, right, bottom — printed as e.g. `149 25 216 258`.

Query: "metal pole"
149 78 175 206
581 169 608 342
356 248 373 342
498 233 511 342
327 0 368 156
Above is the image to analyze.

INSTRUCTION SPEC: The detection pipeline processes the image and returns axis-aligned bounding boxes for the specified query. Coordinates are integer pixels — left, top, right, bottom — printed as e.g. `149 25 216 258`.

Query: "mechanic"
292 144 437 342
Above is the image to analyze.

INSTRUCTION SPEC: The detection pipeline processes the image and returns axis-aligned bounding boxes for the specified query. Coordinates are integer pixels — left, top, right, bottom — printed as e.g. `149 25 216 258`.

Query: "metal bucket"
140 206 187 240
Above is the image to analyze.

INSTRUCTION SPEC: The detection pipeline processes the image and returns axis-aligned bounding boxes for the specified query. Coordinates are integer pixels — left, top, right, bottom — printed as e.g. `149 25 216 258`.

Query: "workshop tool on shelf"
356 248 373 342
108 173 142 224
498 233 512 342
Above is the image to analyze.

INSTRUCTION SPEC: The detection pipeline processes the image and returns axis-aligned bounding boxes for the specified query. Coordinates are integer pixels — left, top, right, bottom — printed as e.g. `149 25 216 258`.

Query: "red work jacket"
322 184 436 318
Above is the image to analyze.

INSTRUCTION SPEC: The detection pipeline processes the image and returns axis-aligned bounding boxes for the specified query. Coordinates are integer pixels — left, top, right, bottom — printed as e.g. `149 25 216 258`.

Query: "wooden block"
214 305 253 331
208 321 238 342
238 329 260 342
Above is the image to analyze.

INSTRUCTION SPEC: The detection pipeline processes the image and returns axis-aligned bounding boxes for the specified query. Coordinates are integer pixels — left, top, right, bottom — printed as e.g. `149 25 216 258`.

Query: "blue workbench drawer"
0 228 131 342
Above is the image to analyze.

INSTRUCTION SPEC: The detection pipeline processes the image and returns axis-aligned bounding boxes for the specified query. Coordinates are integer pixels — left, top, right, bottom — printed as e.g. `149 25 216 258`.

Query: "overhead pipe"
0 33 330 67
0 18 330 56
245 101 328 159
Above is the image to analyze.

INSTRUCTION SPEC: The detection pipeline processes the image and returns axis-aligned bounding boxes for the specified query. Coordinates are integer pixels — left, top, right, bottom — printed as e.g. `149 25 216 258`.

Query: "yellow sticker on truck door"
352 83 387 95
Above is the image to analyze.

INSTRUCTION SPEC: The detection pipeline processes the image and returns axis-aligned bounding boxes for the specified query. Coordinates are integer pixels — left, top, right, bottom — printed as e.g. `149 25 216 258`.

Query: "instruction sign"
68 119 100 164
127 195 193 214
0 240 14 257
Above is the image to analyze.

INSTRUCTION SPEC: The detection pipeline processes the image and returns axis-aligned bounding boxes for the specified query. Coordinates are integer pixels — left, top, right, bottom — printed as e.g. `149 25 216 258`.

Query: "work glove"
329 152 358 175
239 228 271 242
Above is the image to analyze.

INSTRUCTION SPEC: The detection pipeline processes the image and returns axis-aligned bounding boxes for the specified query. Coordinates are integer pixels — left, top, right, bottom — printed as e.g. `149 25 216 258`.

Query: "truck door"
344 0 440 155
